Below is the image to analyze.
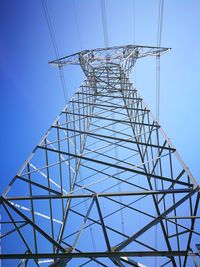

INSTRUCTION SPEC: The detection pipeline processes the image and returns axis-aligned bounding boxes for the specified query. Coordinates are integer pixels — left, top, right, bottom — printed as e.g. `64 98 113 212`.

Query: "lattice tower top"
49 45 170 76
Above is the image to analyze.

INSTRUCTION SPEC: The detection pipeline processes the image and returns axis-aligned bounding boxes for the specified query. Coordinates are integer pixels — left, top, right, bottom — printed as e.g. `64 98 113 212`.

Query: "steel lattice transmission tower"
0 45 199 267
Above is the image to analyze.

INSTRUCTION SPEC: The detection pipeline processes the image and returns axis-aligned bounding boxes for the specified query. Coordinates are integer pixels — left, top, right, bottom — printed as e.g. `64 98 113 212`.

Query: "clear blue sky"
0 0 199 206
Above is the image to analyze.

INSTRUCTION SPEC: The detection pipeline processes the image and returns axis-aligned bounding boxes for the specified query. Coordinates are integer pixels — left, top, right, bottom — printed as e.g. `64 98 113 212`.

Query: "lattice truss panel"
0 45 199 267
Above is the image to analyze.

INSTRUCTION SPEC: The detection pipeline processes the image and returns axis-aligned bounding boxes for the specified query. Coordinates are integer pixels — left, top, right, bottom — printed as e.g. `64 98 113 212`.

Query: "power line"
58 66 68 103
156 57 160 121
156 0 164 122
155 2 164 266
100 0 109 48
41 0 68 103
132 0 137 89
157 0 164 47
133 0 136 45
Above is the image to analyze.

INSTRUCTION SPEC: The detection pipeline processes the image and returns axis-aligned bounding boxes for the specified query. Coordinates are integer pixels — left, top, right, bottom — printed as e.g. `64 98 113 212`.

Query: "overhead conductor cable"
41 0 68 103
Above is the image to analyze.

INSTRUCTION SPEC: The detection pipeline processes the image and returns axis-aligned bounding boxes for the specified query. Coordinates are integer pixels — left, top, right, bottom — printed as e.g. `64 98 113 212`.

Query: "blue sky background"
0 0 199 195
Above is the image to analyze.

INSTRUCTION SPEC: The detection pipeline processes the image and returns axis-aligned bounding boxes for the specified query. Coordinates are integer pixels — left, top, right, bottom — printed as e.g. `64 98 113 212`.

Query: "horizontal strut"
0 251 196 260
5 188 193 201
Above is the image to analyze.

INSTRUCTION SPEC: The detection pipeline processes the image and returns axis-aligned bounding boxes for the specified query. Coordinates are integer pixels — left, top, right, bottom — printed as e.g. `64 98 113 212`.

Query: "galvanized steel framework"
1 45 199 267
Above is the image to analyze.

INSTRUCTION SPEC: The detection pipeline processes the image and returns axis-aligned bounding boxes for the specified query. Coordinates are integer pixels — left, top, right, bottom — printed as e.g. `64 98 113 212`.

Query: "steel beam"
0 251 197 260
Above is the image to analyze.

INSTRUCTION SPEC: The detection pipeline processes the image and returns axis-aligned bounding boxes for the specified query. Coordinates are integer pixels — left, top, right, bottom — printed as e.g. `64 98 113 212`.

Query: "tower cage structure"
0 45 199 267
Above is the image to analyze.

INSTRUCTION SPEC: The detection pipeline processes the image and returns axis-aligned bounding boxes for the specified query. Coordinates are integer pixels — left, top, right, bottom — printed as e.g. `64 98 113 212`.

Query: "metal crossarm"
1 45 199 267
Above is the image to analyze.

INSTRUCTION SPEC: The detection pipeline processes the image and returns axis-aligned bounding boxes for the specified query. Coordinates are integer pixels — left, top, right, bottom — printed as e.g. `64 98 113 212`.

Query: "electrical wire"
100 0 109 48
132 0 137 89
41 0 68 103
133 0 136 45
155 1 164 266
156 0 164 122
157 0 164 48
